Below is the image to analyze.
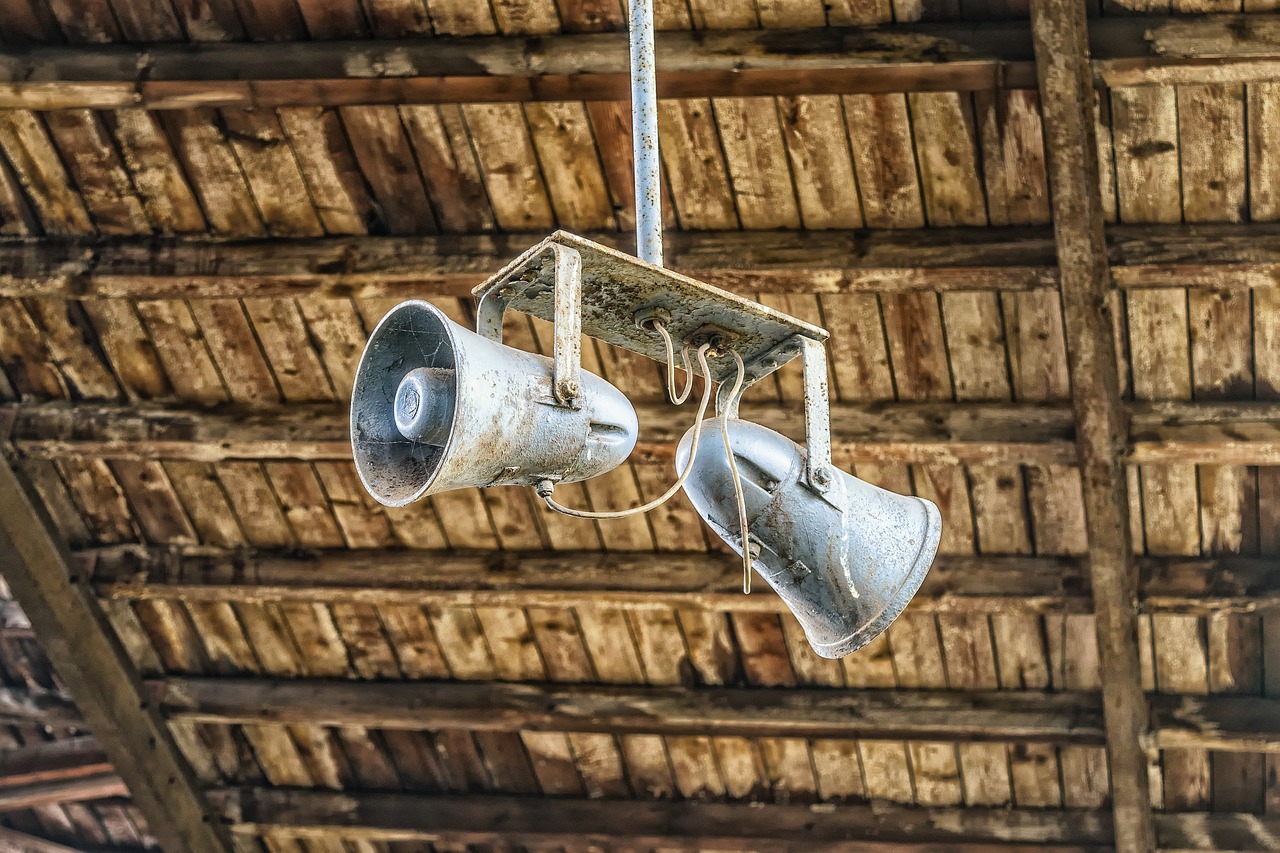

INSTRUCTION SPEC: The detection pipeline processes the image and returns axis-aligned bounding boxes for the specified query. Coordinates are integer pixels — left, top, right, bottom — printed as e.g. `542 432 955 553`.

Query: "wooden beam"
0 773 127 812
1 398 1077 467
9 399 1280 467
0 738 110 788
158 679 1106 743
0 826 144 853
209 789 1280 851
148 676 1280 754
1150 695 1280 754
1031 1 1154 851
0 462 232 852
1 16 1278 109
86 546 1280 615
2 223 1279 300
213 789 1115 850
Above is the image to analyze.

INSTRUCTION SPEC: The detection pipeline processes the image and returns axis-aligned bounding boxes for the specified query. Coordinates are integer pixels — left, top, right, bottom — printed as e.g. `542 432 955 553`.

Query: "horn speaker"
677 418 942 658
351 300 638 507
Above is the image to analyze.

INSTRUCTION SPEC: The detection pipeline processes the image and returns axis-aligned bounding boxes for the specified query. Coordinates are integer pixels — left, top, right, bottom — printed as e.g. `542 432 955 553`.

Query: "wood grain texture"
10 17 1280 109
11 221 1280 298
1031 0 1155 849
212 787 1280 848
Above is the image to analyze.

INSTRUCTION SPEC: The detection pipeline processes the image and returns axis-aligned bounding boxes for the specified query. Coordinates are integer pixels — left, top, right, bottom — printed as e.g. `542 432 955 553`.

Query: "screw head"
812 467 832 487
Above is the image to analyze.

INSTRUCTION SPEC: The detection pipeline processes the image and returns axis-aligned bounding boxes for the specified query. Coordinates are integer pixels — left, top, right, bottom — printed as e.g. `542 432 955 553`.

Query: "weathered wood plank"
0 736 111 788
6 223 1280 299
82 544 1280 614
1031 0 1155 850
0 825 142 853
9 398 1280 467
210 788 1280 850
7 17 1280 109
0 396 1069 465
0 771 128 811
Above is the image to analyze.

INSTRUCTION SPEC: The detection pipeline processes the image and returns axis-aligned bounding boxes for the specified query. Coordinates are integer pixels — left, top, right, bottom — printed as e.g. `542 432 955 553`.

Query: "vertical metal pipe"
628 0 662 267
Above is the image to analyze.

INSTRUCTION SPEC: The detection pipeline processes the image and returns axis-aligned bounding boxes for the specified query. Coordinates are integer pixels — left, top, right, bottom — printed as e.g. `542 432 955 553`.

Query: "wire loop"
654 321 696 405
539 344 713 519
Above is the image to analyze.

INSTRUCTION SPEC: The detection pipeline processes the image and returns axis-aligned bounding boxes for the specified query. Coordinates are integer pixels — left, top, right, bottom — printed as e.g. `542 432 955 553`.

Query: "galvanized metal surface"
351 300 637 507
629 0 663 267
472 232 827 388
677 418 942 659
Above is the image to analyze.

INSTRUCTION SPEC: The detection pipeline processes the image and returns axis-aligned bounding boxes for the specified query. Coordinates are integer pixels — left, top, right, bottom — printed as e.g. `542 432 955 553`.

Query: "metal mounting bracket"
472 231 837 482
476 241 583 407
473 231 826 383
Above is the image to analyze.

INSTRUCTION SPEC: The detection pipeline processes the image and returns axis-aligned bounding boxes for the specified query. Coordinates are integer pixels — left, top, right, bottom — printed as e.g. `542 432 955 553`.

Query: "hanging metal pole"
629 0 662 267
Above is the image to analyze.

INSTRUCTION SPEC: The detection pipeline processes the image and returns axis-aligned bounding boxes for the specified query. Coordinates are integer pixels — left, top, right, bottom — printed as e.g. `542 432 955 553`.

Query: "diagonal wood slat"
1031 0 1154 850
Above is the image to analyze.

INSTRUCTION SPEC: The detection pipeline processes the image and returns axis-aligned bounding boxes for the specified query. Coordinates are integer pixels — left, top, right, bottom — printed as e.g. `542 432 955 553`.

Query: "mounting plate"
471 231 827 386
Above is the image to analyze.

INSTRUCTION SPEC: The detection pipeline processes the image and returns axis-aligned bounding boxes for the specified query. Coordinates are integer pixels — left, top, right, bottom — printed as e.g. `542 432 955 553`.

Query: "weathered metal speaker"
352 300 639 507
677 418 942 659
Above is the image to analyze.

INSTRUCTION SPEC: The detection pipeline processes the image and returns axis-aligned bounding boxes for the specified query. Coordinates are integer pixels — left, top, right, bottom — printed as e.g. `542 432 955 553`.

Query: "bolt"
561 380 579 399
812 467 832 487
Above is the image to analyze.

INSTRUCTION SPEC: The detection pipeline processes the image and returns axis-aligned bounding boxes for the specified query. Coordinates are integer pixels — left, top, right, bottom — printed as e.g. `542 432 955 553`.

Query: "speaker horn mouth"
808 498 941 658
350 301 461 507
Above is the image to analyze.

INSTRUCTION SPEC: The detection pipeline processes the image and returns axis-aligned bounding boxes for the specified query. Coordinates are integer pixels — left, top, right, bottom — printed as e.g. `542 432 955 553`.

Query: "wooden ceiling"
1 0 1280 851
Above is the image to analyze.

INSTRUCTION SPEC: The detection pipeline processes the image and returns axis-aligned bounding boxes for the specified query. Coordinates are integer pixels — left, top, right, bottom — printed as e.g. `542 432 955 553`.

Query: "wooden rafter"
0 738 110 788
0 772 127 811
146 676 1280 754
158 679 1108 742
7 399 1280 467
1 15 1279 109
2 223 1279 299
86 546 1280 616
1031 1 1154 851
210 789 1279 850
0 462 232 853
0 826 144 853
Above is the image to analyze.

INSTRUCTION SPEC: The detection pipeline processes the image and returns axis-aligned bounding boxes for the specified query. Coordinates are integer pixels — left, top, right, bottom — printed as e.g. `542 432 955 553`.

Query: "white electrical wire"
720 351 753 594
654 321 696 405
539 344 714 519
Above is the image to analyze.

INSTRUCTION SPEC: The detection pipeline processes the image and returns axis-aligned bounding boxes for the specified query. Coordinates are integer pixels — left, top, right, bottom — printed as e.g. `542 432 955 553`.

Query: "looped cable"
720 351 752 594
539 344 714 519
654 321 696 405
